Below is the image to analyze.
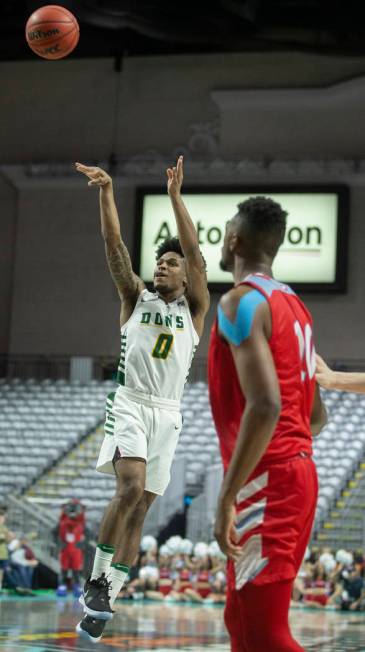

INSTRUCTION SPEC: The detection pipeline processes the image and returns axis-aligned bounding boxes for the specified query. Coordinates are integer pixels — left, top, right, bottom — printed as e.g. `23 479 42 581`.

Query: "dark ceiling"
3 0 365 61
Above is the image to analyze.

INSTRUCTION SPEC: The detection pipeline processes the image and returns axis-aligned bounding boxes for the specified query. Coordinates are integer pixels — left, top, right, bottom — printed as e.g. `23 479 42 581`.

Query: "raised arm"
316 354 365 394
75 163 145 320
167 156 209 336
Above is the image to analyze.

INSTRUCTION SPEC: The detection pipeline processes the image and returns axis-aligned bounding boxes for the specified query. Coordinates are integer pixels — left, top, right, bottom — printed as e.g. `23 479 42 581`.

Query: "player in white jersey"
74 157 209 643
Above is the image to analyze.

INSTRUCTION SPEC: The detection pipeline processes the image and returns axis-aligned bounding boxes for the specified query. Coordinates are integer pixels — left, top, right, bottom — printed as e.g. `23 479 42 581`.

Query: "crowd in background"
2 502 365 611
116 536 365 611
293 548 365 611
119 535 227 604
0 508 38 595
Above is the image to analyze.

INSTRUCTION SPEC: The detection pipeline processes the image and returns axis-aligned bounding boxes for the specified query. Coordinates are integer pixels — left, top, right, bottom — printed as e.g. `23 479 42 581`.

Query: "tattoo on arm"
105 240 139 299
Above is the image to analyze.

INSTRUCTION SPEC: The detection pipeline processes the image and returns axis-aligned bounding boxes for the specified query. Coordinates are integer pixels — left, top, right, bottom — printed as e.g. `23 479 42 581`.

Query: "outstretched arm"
167 156 209 335
310 382 327 436
75 163 145 310
316 354 365 394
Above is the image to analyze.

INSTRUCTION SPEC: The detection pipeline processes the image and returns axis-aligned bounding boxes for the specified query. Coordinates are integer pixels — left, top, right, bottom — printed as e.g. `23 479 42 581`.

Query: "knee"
127 494 149 525
115 476 145 508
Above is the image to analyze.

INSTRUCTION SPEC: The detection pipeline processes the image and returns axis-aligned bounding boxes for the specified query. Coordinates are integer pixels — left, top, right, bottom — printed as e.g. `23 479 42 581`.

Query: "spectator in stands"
157 545 174 598
206 542 227 604
206 567 227 604
348 570 365 611
0 509 13 593
316 355 365 394
170 567 194 601
138 565 162 600
329 550 365 611
131 535 166 600
186 557 212 603
6 536 38 596
139 535 158 570
302 559 334 608
292 548 313 604
182 542 211 603
118 553 145 600
331 565 364 611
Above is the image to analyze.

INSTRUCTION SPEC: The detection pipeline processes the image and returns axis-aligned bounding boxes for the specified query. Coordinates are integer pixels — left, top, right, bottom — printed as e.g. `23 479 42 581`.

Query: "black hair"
155 236 184 260
155 235 207 271
235 196 287 257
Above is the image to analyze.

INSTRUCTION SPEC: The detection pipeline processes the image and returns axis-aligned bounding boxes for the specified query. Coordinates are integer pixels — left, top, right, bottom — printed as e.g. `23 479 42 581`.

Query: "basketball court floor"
1 597 365 652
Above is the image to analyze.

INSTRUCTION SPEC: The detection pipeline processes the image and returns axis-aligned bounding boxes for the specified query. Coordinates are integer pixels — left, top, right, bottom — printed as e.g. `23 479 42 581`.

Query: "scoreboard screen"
135 186 349 292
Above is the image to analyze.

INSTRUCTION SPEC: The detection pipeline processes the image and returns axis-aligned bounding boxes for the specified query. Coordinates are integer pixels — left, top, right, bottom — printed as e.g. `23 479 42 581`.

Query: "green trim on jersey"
105 392 116 436
117 333 127 386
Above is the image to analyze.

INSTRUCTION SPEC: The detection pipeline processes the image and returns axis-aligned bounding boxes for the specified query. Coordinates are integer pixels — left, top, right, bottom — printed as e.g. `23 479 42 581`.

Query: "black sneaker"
79 574 113 620
76 615 107 643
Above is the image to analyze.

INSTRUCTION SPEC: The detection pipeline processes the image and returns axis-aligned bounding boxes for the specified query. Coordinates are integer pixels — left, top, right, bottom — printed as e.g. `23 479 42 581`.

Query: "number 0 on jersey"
152 334 174 359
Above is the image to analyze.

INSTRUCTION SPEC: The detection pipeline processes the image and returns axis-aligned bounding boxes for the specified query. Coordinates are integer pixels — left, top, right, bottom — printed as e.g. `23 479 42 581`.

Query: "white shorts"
96 386 182 496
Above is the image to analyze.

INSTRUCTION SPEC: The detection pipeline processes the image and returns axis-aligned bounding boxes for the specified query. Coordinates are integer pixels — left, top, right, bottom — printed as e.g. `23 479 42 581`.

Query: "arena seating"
22 380 221 530
0 377 108 503
2 377 365 544
313 391 365 530
185 389 365 545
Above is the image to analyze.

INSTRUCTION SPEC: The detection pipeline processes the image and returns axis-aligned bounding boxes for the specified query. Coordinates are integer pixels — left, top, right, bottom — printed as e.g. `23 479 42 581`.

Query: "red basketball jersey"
208 273 316 471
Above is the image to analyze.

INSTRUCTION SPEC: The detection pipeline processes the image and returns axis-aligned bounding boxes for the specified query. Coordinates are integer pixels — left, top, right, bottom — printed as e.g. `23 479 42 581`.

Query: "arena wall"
1 52 365 363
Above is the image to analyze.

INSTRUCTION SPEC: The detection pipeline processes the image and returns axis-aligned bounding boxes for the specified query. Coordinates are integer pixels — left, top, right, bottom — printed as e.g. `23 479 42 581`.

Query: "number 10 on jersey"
294 321 316 382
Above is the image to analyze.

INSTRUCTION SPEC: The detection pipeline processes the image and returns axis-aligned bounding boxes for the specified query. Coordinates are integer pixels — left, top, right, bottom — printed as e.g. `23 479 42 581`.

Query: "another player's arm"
167 156 209 337
214 287 281 559
316 354 365 394
310 382 327 436
75 163 145 322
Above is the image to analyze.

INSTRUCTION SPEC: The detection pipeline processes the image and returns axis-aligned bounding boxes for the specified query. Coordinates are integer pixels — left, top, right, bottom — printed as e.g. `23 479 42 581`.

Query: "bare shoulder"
119 283 145 327
116 274 145 302
186 287 210 317
219 285 255 320
186 284 209 339
219 285 271 338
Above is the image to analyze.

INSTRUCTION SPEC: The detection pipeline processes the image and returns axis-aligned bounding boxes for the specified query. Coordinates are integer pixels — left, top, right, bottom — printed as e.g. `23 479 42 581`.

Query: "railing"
188 358 207 383
0 354 118 381
0 355 210 383
186 463 223 542
7 494 97 578
186 494 208 542
143 457 187 536
7 494 60 573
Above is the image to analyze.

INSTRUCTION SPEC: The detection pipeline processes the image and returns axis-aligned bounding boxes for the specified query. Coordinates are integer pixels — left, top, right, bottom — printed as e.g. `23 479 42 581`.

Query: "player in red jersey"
208 196 327 652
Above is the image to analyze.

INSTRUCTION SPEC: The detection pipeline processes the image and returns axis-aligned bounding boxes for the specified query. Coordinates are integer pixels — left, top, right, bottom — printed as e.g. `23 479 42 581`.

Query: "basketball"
25 5 79 60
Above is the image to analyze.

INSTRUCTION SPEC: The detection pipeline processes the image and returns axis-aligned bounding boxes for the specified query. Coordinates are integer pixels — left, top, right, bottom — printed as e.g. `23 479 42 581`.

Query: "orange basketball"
25 5 79 60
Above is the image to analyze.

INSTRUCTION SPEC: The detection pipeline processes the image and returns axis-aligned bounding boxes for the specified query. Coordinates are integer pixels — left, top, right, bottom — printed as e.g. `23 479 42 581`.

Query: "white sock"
107 563 129 606
91 544 115 581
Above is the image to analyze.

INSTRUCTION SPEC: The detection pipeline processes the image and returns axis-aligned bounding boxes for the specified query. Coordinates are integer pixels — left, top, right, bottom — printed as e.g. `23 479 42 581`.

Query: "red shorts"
227 453 318 590
60 545 83 571
159 583 172 596
196 586 211 599
304 594 329 606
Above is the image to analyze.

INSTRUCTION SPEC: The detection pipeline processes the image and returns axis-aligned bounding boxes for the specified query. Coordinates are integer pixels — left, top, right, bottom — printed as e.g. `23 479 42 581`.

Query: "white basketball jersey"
116 290 199 401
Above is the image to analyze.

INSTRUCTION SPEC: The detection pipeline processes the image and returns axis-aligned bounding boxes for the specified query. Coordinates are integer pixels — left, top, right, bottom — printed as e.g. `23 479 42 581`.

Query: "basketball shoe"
76 615 107 643
79 574 113 620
